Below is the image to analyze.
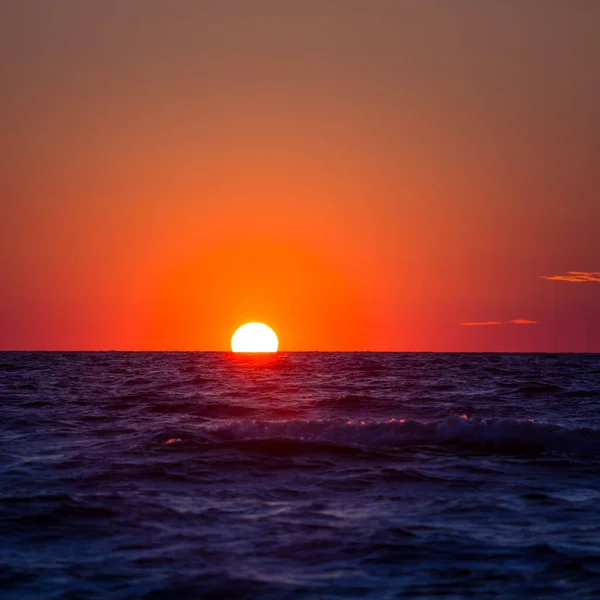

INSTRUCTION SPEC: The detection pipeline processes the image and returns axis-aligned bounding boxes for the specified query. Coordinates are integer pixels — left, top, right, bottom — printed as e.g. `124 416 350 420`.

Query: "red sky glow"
1 1 599 351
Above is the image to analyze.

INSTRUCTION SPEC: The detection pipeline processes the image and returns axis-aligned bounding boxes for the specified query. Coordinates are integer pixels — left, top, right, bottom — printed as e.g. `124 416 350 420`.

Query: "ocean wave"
201 417 600 456
516 384 564 394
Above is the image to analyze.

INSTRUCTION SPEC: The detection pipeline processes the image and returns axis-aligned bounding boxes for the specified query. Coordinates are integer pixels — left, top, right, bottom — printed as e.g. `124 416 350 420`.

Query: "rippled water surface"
2 352 600 599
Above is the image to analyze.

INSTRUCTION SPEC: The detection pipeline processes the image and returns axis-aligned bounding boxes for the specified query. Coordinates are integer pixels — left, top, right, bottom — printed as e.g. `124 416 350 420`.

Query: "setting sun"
231 322 279 353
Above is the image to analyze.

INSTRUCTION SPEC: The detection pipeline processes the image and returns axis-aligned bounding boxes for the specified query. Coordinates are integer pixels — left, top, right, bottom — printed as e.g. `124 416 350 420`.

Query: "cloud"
461 319 537 326
540 271 600 283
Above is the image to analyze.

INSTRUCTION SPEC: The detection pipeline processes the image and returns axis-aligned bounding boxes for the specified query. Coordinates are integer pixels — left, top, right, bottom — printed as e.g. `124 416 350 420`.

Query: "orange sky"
1 1 599 351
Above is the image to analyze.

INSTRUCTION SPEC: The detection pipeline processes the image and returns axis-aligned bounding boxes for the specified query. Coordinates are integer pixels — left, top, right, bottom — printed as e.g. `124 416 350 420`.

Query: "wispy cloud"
540 271 600 283
461 319 537 326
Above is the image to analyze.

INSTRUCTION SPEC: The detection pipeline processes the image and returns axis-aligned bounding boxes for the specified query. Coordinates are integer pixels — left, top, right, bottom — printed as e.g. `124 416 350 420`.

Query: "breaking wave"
202 416 600 456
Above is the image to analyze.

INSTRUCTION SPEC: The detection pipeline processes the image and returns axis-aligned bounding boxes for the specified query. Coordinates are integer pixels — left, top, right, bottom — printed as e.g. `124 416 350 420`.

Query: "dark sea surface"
2 352 600 599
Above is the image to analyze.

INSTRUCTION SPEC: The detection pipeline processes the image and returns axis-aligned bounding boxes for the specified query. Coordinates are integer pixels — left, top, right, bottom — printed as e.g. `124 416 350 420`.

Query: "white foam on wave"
206 416 600 455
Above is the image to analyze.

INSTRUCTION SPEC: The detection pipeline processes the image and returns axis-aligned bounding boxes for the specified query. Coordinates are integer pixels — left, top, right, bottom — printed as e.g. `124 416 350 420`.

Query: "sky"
1 0 599 351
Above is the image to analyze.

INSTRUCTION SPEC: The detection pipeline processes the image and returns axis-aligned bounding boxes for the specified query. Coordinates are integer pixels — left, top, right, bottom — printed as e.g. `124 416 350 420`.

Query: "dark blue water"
2 352 600 599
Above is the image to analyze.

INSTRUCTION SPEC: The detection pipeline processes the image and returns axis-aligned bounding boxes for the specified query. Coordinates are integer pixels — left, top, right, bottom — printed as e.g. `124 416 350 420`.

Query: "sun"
231 322 279 353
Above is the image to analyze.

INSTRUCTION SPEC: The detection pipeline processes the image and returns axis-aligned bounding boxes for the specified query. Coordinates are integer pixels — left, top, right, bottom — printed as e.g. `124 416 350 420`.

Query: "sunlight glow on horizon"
231 322 279 353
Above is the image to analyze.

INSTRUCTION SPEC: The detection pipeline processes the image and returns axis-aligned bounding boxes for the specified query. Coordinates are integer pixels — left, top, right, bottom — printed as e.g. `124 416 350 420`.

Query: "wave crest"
204 417 600 456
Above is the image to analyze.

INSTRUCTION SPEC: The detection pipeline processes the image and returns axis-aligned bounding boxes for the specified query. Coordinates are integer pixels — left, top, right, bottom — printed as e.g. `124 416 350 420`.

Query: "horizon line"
1 349 598 354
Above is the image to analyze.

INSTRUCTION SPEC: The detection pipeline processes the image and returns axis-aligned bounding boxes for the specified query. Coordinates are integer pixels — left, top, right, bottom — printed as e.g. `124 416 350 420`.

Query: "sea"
2 352 600 599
